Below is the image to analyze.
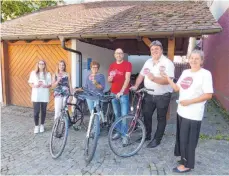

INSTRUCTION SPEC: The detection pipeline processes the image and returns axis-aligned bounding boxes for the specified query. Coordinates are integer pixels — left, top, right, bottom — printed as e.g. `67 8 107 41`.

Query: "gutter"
59 36 82 87
1 28 222 41
63 28 222 39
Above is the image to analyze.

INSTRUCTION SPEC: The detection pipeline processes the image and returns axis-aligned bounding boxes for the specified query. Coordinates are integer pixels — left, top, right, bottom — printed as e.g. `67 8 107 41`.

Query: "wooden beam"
167 38 176 120
1 41 10 105
8 40 71 45
142 37 151 47
168 38 175 61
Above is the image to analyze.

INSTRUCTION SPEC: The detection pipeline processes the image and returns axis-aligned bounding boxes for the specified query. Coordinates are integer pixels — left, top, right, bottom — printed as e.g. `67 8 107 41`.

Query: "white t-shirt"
140 55 175 95
177 68 213 121
28 71 52 102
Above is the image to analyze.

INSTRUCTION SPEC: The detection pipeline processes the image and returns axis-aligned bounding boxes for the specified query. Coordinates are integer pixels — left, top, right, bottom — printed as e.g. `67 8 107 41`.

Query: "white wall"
210 0 229 20
128 55 150 74
72 40 128 91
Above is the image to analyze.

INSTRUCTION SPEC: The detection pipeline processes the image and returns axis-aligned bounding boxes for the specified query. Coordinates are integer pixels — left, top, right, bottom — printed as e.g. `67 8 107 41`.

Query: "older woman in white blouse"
162 50 213 173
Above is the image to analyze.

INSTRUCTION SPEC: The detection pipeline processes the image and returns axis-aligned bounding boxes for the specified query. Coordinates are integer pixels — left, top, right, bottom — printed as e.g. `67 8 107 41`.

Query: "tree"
1 0 64 22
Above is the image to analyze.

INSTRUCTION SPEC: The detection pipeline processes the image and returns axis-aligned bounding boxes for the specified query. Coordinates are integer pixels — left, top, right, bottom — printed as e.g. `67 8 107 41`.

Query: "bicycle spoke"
50 115 69 159
108 115 145 157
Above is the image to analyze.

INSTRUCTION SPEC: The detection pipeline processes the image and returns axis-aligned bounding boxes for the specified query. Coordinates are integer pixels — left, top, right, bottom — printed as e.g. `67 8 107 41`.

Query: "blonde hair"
56 60 67 75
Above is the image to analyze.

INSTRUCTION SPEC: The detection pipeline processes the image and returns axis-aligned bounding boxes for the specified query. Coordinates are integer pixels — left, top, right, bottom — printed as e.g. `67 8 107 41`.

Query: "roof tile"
1 1 222 40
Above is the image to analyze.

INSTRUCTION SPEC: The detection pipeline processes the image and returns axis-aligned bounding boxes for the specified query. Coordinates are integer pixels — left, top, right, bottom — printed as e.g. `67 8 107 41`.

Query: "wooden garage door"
7 40 71 111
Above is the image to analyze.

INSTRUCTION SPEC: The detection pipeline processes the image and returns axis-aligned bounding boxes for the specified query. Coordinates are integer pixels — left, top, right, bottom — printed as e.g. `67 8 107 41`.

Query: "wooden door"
7 40 71 110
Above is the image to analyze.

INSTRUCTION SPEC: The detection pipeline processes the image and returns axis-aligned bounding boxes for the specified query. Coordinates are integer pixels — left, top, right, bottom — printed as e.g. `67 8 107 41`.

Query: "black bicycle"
49 92 85 159
108 88 154 157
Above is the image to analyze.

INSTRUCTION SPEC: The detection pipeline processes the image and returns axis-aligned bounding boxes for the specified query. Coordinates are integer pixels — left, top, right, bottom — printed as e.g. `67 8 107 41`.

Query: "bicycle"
108 87 154 157
82 88 115 164
49 92 85 159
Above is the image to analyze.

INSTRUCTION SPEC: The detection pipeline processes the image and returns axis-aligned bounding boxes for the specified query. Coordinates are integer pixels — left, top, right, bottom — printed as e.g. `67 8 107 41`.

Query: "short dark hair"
149 40 163 50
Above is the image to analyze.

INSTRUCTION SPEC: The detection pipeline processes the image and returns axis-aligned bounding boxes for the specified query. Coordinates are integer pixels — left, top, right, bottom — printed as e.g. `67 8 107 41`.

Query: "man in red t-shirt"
108 48 132 146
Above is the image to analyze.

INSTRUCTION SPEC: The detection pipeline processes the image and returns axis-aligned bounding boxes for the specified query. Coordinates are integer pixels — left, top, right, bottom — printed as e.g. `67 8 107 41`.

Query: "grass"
211 98 229 121
199 133 229 141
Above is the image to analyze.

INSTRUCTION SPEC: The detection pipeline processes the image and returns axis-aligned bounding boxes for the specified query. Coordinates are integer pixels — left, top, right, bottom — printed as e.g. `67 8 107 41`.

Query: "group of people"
28 60 72 134
28 40 213 173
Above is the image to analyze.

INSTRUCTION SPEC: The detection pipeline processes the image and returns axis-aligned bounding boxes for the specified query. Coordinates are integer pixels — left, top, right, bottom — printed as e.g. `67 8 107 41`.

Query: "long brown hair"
35 60 47 79
56 60 67 75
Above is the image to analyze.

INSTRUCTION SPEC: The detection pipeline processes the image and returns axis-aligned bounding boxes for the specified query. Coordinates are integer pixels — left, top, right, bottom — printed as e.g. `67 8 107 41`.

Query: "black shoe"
172 167 191 173
146 135 151 141
146 139 160 148
136 135 151 142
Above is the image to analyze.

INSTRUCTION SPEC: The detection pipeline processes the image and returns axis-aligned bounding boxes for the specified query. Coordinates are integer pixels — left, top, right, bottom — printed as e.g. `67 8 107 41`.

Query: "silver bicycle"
82 88 115 164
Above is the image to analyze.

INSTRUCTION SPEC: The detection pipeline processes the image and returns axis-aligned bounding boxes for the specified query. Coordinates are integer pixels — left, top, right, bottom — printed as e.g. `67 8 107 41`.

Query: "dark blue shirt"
85 73 105 95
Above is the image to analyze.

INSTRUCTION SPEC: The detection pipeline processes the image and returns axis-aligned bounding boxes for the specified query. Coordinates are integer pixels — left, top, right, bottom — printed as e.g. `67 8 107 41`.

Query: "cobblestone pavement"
1 96 229 175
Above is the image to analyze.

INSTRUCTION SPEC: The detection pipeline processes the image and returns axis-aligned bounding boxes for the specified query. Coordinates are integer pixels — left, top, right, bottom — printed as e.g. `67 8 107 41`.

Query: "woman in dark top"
52 60 72 119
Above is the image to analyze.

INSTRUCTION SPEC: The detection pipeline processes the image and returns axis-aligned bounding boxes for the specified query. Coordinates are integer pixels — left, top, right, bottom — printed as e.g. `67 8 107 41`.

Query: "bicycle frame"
128 88 154 134
62 94 84 126
86 102 105 138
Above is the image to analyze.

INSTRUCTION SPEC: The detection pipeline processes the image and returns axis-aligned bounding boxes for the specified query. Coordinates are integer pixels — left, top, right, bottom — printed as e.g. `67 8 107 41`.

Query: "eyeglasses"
91 67 98 69
115 52 124 55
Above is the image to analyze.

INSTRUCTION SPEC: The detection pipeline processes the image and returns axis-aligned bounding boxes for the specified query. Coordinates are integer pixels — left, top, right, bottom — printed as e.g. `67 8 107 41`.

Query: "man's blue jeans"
111 94 129 135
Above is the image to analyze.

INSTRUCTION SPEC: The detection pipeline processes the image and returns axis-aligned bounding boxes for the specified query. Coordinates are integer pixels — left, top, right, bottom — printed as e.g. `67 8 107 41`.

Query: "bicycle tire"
84 114 100 163
50 112 69 159
108 115 146 157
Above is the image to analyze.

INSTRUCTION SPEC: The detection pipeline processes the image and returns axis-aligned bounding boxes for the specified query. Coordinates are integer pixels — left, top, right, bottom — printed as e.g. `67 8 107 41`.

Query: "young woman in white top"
28 60 52 134
52 60 72 119
162 50 213 173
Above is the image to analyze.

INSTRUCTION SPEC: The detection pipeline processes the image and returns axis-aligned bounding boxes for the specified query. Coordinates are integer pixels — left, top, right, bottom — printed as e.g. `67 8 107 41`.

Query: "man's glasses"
115 52 124 55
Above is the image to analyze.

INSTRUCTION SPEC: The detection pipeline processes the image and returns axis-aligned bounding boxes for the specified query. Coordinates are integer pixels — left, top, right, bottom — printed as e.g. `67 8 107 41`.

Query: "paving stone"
1 100 229 175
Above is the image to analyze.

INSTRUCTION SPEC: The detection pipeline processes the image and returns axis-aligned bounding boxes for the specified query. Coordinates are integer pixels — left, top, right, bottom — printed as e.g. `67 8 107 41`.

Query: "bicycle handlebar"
130 87 154 94
80 87 116 102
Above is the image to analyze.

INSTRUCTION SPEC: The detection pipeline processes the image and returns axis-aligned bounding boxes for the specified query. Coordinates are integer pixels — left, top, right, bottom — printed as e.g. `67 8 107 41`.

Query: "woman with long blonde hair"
28 60 52 134
52 60 72 119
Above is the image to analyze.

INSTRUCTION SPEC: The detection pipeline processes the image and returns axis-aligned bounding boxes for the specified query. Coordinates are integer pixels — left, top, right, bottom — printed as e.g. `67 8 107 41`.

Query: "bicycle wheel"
50 112 69 159
108 115 146 157
84 114 100 163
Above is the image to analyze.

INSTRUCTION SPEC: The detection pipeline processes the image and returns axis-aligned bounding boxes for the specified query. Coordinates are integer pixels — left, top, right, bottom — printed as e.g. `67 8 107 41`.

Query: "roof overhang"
1 27 222 41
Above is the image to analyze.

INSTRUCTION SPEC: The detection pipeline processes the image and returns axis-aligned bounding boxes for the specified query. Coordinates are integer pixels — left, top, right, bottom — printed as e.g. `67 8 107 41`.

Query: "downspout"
59 37 82 87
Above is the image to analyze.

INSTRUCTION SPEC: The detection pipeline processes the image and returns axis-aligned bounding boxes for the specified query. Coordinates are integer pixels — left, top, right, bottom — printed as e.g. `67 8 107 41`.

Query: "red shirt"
108 61 132 94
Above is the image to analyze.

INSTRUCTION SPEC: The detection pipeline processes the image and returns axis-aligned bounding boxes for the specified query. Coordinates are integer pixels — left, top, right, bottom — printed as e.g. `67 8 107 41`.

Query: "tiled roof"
1 1 222 40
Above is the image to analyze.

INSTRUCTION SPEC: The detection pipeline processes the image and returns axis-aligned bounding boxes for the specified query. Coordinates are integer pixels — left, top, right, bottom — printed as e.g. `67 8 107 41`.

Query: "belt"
147 92 171 97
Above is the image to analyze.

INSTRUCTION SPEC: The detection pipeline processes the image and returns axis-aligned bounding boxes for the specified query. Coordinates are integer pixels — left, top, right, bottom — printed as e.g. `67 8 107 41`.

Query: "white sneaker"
34 126 39 134
40 125 45 133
